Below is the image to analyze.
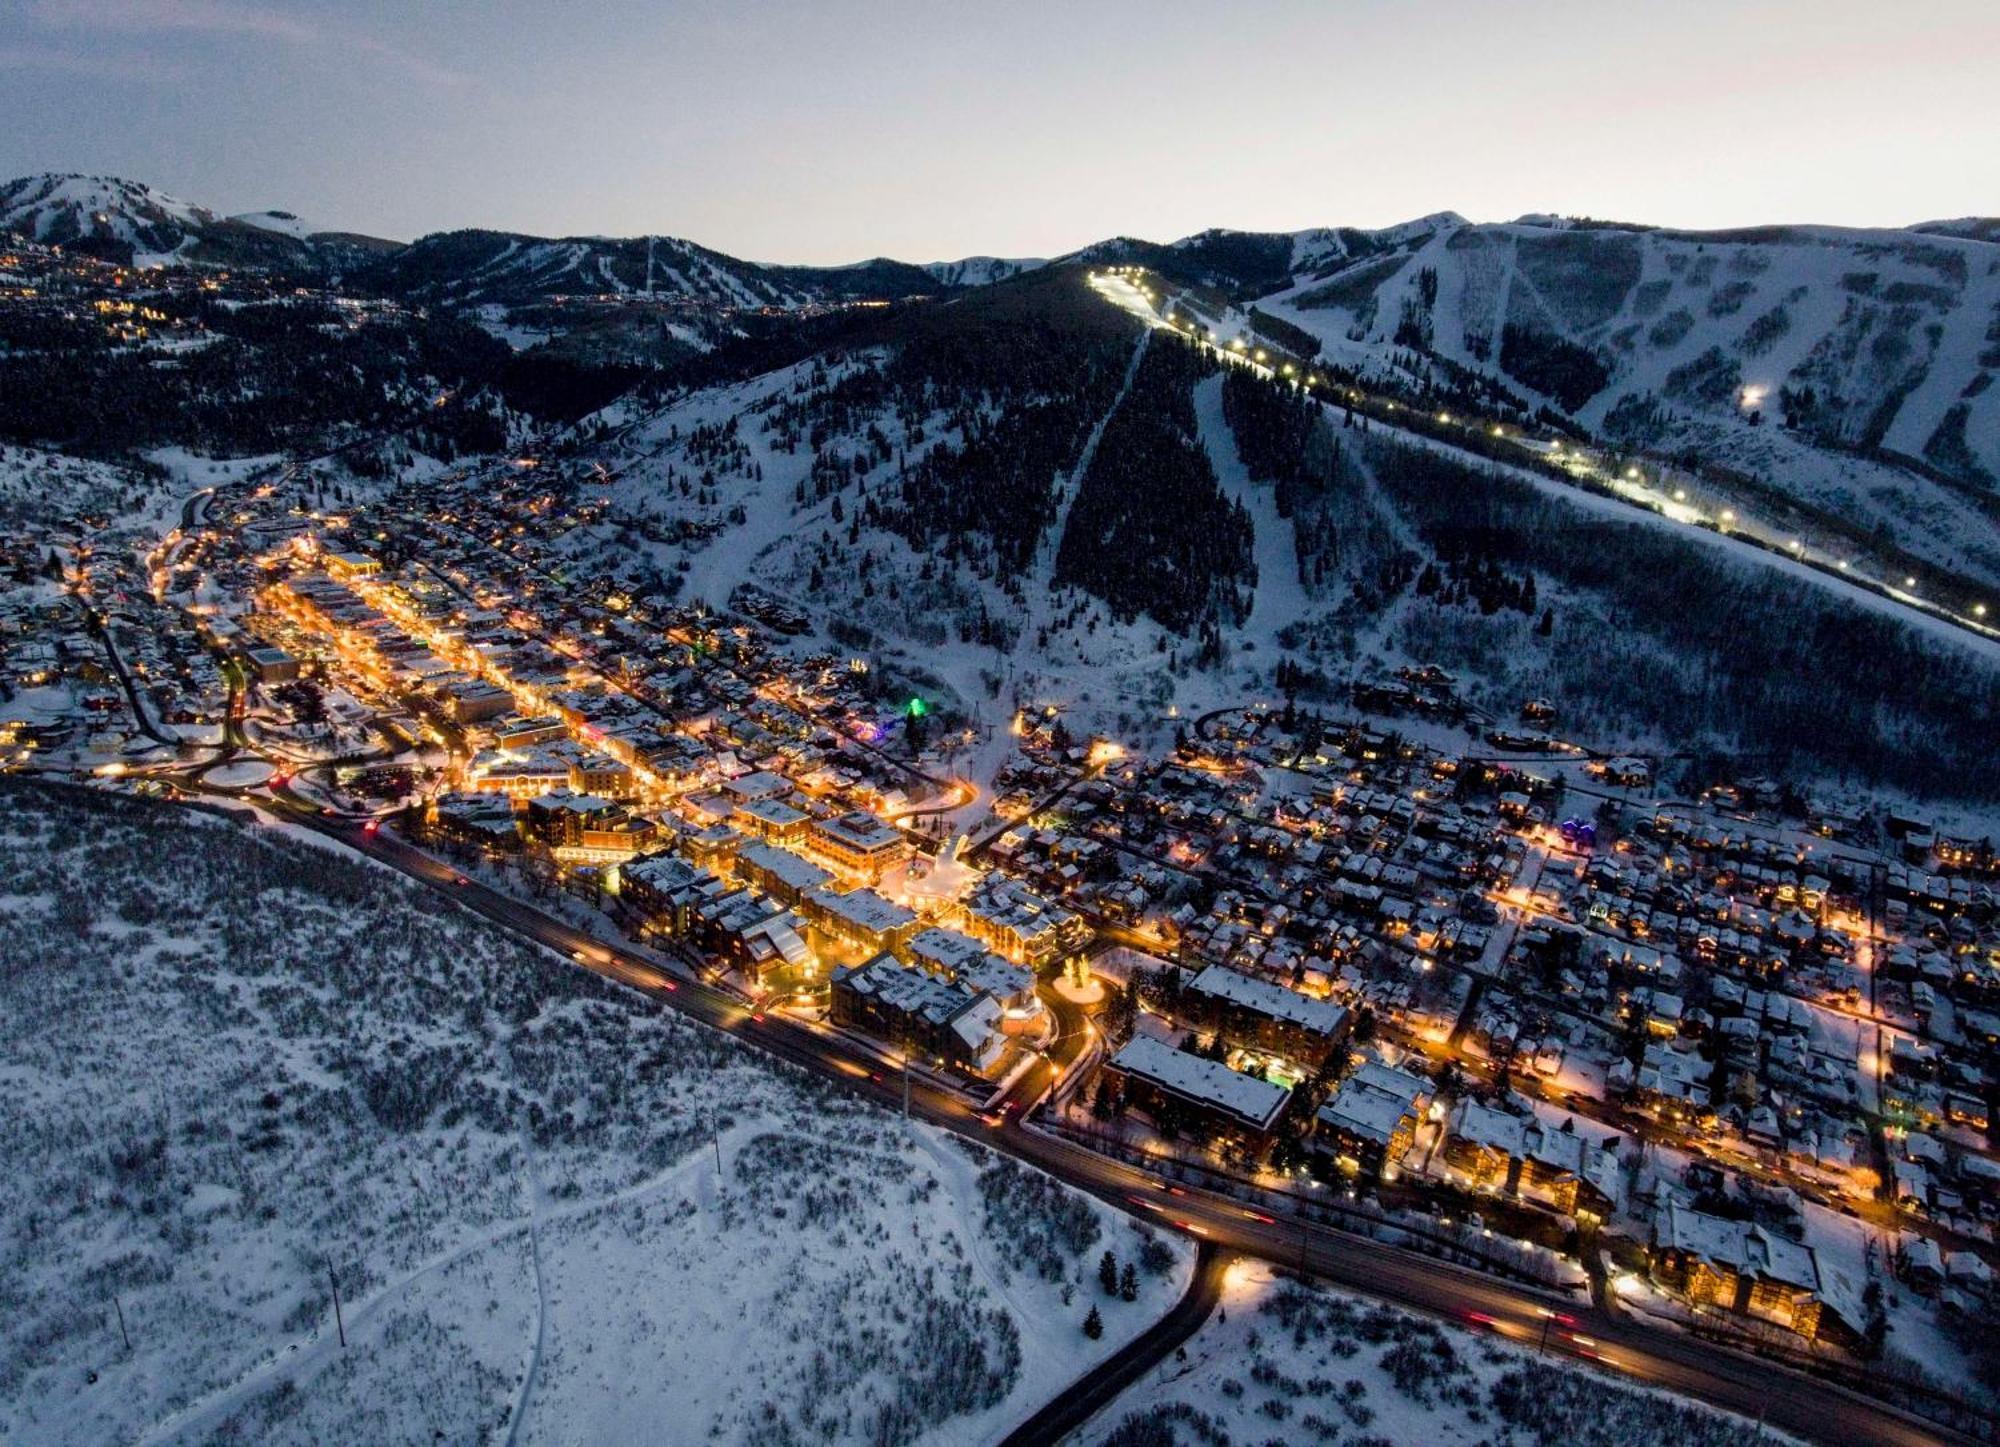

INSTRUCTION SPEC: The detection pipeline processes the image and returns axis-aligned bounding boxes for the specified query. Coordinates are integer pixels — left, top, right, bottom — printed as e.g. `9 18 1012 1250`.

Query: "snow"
230 211 325 240
0 780 1194 1446
1251 217 2000 586
1076 1259 1789 1446
1192 372 1309 649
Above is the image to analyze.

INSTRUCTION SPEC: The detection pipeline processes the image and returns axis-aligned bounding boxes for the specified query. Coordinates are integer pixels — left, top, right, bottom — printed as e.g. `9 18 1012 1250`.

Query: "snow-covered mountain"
0 172 396 270
9 169 1996 569
924 255 1046 287
1221 218 2000 502
354 229 947 309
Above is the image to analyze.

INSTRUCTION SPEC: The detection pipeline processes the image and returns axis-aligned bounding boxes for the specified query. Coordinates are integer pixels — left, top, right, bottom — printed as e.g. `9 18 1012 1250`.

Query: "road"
201 786 1970 1446
999 1243 1228 1447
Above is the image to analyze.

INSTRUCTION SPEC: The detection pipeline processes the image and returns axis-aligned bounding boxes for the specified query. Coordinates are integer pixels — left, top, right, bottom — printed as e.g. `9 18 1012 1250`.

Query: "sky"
2 0 1995 263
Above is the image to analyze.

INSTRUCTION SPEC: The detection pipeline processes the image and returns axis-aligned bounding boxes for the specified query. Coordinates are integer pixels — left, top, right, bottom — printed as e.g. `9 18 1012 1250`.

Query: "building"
1313 1059 1431 1172
243 644 299 685
807 810 909 882
429 791 522 850
735 796 811 845
804 886 920 959
522 792 656 859
618 852 813 986
830 953 1006 1074
1105 1035 1291 1144
324 549 381 581
617 852 710 939
439 678 514 725
1183 964 1351 1065
904 926 1039 1015
1442 1099 1619 1216
1649 1200 1835 1341
958 875 1088 967
734 840 835 906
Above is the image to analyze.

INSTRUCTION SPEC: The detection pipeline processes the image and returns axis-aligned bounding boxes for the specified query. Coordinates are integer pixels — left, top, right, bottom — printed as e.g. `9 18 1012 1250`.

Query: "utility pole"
711 1114 723 1178
112 1294 129 1352
902 1062 911 1121
327 1258 346 1349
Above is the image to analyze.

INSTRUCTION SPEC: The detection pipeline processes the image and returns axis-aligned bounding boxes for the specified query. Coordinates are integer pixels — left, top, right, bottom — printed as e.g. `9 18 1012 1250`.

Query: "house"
1313 1059 1431 1173
1443 1099 1619 1215
1649 1200 1839 1341
1104 1035 1291 1145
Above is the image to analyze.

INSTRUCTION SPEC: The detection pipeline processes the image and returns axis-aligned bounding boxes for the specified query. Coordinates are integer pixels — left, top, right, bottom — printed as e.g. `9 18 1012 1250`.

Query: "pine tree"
1099 1249 1119 1295
1119 1262 1138 1302
1083 1304 1104 1339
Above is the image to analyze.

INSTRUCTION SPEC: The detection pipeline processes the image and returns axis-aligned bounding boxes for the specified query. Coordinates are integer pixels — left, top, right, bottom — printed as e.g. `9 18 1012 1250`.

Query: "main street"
206 783 1968 1447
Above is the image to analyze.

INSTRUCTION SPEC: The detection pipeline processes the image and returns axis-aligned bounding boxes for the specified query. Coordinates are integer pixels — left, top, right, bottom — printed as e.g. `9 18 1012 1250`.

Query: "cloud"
29 0 465 86
0 43 185 81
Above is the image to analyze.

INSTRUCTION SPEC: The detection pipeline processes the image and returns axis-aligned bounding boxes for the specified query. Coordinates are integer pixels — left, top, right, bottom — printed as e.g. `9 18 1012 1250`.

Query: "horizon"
5 164 1993 265
3 0 1996 264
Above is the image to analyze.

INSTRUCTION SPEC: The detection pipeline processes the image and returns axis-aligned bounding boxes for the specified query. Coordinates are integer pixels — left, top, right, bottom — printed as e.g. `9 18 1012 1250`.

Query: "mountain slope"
0 172 396 270
354 229 945 309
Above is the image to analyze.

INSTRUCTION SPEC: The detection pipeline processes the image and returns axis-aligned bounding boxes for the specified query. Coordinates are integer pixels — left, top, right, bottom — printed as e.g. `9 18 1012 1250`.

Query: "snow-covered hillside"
357 229 944 309
1079 1259 1785 1447
0 173 391 269
1242 218 2000 578
0 780 1192 1446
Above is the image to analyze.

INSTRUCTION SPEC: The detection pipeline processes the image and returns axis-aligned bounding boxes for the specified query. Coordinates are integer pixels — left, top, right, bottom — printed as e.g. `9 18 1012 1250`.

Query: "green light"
906 697 927 718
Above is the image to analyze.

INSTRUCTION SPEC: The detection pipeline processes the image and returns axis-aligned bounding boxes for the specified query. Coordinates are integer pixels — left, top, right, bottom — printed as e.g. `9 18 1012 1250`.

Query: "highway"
201 785 1968 1446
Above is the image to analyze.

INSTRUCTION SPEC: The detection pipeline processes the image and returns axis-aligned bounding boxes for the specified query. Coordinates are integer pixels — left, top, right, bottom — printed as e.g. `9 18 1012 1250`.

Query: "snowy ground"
1078 1259 1788 1447
0 779 1192 1446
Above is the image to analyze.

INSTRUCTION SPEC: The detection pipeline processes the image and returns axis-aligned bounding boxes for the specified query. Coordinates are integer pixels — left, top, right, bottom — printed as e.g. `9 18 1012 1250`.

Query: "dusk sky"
3 0 1994 263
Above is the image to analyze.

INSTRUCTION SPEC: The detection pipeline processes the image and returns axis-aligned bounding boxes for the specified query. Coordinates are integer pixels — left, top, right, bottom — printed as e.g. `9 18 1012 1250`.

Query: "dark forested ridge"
1055 335 1255 636
1364 438 2000 801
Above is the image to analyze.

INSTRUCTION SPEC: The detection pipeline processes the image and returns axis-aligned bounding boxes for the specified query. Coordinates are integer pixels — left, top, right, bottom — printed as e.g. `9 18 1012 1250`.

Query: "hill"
0 778 1193 1445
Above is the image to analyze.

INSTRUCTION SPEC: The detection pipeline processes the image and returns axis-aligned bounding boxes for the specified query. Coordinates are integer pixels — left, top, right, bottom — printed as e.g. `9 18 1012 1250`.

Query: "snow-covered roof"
1110 1035 1290 1132
1187 964 1349 1038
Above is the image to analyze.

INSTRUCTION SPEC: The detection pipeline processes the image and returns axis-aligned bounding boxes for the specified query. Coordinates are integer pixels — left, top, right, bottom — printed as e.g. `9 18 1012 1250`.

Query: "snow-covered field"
1079 1259 1785 1447
0 779 1192 1445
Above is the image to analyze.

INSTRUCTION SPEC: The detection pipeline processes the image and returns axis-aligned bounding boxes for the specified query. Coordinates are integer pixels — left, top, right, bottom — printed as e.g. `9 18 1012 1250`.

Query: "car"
453 874 469 886
362 819 380 834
